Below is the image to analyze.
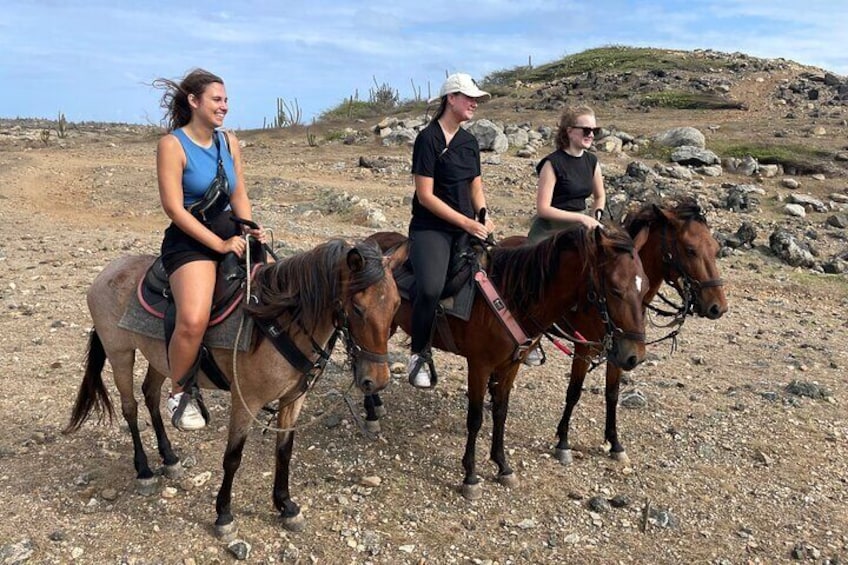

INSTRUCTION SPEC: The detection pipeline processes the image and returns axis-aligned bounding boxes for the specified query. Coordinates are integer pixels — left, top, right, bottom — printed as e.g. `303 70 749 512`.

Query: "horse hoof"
555 448 574 466
136 476 158 496
215 521 237 541
373 405 387 418
611 450 630 465
365 419 381 434
498 473 519 489
282 512 306 532
163 463 183 480
461 482 482 501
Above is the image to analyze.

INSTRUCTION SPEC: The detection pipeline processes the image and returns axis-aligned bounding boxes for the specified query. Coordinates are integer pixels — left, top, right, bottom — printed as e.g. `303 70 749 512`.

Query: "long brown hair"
153 68 224 132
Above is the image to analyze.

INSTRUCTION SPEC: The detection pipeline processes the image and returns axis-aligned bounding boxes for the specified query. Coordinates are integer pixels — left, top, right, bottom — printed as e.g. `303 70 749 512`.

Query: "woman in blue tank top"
154 68 265 431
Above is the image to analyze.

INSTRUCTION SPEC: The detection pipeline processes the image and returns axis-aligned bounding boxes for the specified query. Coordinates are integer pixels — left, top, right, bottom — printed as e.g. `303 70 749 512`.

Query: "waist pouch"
187 133 231 225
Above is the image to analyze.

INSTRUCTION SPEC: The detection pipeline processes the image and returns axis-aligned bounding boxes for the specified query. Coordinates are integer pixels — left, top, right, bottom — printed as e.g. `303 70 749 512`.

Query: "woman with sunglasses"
527 105 606 242
406 73 495 389
523 105 606 366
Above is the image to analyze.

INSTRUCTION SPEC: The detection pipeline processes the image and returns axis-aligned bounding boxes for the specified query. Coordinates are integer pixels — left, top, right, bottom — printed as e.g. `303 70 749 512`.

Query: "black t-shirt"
535 150 598 212
410 121 481 232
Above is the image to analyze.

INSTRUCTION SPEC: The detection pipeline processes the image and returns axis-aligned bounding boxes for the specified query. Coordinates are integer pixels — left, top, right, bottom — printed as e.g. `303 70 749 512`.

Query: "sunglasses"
570 125 601 137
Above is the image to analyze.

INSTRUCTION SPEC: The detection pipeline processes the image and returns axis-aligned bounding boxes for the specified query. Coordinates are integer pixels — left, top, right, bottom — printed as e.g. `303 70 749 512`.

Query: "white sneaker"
167 391 207 431
407 353 432 388
523 346 544 367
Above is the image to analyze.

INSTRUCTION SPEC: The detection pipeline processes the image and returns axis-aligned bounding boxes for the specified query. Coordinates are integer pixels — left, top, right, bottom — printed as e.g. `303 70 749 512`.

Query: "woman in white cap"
406 73 495 388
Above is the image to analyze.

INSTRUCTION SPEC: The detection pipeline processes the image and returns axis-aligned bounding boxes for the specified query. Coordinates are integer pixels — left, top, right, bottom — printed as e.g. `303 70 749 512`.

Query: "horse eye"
686 247 698 258
352 304 366 318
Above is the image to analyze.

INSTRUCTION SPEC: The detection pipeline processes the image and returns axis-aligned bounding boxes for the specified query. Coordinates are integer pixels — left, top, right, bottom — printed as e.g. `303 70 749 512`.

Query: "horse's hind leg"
142 366 181 478
554 353 590 466
363 393 385 433
109 349 157 494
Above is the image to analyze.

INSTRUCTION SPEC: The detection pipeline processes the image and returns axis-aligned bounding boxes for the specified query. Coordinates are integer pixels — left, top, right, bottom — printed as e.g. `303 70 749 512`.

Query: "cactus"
306 127 317 147
40 129 51 145
56 111 68 139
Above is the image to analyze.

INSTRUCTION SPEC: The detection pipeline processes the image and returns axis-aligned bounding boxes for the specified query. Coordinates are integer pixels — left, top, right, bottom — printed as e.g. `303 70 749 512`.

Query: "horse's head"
338 241 400 395
587 226 649 371
630 200 727 320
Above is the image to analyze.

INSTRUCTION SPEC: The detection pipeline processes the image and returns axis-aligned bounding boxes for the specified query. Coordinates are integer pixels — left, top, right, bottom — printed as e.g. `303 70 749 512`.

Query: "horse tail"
63 329 115 434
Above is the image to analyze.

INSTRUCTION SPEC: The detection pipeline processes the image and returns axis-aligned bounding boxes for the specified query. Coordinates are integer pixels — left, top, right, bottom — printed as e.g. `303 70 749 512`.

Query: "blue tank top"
173 128 237 207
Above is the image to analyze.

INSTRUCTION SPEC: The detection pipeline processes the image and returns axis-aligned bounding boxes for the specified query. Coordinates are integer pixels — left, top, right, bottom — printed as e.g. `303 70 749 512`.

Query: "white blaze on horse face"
635 275 643 293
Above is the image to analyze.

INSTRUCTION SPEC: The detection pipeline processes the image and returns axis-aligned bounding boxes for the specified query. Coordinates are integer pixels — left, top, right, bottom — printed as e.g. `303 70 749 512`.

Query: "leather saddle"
138 239 266 327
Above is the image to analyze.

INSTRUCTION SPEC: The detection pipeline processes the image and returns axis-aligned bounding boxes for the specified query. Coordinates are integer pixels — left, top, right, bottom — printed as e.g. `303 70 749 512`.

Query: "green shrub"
640 91 746 110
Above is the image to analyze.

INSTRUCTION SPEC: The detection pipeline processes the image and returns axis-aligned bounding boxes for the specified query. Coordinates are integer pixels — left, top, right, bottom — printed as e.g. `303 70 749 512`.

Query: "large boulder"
655 127 706 149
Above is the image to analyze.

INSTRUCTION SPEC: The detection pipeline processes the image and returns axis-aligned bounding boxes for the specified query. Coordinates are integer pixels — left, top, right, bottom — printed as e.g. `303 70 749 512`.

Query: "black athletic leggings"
408 229 464 353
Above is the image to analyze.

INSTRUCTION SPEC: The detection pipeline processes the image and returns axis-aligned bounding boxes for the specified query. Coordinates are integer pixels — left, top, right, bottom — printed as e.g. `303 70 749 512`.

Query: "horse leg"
107 349 158 494
554 352 591 466
461 364 488 500
272 396 307 532
363 393 385 434
141 366 181 478
214 400 255 538
604 364 630 464
488 366 520 489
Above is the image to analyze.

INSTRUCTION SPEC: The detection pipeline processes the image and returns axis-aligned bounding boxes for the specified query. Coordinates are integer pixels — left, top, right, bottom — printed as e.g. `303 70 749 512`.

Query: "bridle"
644 218 725 347
543 245 645 366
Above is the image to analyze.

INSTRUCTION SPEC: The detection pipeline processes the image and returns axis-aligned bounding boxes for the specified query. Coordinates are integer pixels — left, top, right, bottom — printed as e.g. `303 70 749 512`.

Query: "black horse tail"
63 329 114 434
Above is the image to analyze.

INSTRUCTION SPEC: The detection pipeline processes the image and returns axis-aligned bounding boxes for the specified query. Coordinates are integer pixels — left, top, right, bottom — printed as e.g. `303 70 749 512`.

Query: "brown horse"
365 226 648 499
508 198 728 466
64 239 400 534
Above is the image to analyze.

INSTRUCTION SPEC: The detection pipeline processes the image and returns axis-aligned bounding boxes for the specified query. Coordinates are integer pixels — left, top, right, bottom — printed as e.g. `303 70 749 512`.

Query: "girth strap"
473 269 533 357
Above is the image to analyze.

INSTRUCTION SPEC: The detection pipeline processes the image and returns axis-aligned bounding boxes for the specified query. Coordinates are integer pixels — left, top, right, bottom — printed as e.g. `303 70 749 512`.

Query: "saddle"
137 248 262 326
392 233 481 323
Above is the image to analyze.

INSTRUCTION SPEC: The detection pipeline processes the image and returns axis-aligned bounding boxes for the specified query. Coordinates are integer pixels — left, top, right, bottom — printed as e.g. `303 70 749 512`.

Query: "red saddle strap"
474 270 533 354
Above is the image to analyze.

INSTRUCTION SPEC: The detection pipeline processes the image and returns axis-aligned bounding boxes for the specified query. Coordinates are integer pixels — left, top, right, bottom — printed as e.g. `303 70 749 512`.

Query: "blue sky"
2 0 847 130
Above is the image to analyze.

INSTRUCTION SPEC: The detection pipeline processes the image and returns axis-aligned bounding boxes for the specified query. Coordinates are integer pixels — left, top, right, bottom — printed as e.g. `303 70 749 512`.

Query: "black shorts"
160 213 239 276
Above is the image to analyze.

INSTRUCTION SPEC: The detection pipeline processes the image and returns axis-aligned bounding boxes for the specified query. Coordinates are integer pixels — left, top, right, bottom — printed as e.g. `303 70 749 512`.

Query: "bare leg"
167 260 215 391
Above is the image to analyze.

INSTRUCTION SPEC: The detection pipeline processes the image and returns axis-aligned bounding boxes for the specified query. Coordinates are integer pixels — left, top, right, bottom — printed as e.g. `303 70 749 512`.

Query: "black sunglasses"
570 125 601 137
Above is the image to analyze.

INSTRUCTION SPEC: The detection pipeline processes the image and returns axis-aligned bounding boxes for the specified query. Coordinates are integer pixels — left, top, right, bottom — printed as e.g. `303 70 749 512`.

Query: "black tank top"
535 150 598 211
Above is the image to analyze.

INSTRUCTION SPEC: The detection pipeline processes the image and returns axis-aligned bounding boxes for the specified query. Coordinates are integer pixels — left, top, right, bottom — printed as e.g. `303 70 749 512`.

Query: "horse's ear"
632 225 650 252
347 248 365 273
593 225 604 248
384 252 403 272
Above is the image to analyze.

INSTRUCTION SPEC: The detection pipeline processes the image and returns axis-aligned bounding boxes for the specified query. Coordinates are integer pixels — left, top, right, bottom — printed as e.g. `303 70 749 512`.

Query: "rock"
769 229 816 267
783 203 806 218
781 178 800 189
0 539 34 564
655 127 706 148
785 380 831 399
588 496 610 512
787 194 827 212
359 475 382 487
670 146 720 166
620 390 647 408
227 540 252 560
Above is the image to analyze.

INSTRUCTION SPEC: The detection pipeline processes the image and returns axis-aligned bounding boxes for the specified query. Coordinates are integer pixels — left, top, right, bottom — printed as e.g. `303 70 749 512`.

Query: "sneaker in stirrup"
522 345 544 367
167 391 207 431
407 353 432 388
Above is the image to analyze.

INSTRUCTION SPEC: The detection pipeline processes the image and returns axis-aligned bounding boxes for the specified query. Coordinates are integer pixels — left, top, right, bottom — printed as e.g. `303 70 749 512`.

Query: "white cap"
428 73 491 104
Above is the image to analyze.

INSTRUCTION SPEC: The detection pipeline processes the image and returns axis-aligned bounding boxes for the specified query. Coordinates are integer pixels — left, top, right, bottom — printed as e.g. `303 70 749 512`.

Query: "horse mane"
489 228 589 314
625 197 706 238
245 239 385 332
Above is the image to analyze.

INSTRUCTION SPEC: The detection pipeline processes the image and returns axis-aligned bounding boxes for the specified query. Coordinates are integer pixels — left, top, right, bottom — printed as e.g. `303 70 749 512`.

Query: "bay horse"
64 239 400 534
507 198 728 466
365 226 648 499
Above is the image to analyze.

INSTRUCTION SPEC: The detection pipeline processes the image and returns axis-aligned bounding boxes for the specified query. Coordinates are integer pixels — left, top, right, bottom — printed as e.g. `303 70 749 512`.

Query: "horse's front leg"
461 364 488 500
214 399 255 539
363 393 385 434
604 363 630 464
489 365 520 489
272 396 306 532
554 350 591 465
